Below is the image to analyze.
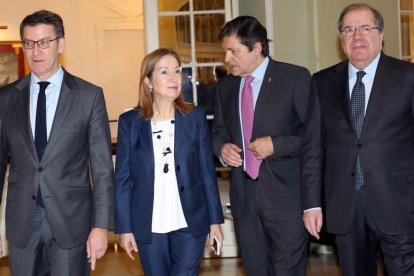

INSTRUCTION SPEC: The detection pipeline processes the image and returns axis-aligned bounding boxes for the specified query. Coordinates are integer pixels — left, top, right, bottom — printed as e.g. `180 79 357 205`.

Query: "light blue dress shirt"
238 57 269 170
29 66 64 140
348 53 380 112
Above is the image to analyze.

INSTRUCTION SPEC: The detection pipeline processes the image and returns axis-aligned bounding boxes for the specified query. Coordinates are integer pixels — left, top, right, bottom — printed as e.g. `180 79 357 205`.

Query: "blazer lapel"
138 118 154 171
13 78 38 161
174 110 186 160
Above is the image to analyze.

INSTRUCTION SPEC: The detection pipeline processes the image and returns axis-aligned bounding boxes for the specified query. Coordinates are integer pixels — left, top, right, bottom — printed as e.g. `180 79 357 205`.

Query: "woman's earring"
149 87 153 93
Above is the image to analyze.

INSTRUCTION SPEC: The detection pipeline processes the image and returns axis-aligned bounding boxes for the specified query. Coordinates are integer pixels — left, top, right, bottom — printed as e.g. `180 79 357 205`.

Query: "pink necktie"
241 76 261 179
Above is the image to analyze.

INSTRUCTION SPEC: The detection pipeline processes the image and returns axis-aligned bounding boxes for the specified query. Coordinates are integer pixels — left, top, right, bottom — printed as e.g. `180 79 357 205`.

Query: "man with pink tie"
212 16 311 275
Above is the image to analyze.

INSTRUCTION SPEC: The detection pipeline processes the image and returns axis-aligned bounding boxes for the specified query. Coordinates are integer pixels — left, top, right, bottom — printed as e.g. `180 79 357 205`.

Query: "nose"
168 72 177 82
224 51 232 63
352 28 363 39
32 42 42 54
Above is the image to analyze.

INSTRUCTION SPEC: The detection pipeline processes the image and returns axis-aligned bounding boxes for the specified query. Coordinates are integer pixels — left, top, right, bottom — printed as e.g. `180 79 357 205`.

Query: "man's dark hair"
20 10 65 39
219 16 271 57
338 3 384 32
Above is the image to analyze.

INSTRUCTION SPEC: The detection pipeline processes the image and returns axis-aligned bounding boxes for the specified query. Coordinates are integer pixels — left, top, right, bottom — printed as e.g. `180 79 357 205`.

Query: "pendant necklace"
151 119 175 173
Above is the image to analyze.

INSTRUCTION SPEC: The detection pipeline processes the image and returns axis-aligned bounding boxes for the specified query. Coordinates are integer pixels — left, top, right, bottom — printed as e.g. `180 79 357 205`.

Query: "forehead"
222 35 244 49
23 24 56 39
154 54 179 68
342 8 376 25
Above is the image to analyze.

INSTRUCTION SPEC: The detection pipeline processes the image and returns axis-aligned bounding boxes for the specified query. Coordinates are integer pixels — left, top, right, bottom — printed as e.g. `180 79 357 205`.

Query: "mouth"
352 44 366 50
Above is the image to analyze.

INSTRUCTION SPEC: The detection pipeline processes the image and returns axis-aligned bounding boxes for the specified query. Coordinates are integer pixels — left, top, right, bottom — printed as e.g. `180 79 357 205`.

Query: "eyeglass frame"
339 25 381 38
21 37 61 49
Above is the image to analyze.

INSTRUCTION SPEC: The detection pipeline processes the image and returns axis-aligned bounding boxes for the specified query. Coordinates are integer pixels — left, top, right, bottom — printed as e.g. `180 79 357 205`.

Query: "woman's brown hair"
137 48 193 120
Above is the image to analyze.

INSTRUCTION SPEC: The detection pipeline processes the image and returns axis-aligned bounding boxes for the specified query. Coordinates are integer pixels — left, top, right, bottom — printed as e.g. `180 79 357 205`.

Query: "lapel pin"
268 77 272 82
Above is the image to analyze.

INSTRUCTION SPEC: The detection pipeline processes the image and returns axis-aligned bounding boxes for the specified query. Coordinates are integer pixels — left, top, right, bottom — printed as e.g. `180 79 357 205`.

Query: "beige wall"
0 0 145 137
0 0 401 134
240 0 400 73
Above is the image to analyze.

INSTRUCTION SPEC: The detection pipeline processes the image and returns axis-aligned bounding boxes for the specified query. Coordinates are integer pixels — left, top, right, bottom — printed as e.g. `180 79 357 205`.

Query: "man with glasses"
302 3 414 275
0 10 114 275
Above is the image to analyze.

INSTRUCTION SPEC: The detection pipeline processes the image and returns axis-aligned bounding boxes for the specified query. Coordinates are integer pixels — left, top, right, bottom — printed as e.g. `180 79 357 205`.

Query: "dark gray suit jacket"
0 70 114 248
301 54 414 235
213 57 311 218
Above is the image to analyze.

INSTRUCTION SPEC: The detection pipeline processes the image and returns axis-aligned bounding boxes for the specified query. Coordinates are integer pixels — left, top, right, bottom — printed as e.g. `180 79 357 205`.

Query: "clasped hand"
220 136 274 167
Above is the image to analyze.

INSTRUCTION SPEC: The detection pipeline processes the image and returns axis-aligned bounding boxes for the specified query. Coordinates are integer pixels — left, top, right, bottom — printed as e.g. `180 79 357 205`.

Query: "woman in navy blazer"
115 48 224 275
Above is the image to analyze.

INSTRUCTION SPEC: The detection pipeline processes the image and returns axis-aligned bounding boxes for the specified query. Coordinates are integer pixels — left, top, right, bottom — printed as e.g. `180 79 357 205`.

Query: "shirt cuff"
219 155 228 167
304 207 322 212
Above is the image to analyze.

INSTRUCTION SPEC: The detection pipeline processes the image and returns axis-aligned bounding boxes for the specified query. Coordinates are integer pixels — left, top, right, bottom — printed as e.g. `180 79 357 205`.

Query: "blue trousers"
137 228 207 276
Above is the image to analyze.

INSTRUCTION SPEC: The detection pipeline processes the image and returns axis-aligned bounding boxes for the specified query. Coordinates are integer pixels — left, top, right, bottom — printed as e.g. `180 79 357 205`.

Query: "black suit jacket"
301 53 414 235
213 57 311 218
0 71 115 248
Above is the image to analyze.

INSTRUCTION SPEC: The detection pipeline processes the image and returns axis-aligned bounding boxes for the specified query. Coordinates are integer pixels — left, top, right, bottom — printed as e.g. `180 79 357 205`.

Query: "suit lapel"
362 54 392 135
252 60 274 137
13 77 38 161
335 63 354 135
43 73 78 159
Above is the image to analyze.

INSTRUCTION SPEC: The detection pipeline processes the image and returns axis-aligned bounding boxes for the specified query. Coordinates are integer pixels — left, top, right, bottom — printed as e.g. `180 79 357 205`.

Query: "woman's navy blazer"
115 106 224 242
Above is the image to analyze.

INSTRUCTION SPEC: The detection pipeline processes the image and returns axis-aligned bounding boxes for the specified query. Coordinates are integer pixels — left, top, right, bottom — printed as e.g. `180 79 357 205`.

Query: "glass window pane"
194 13 225 63
181 67 194 103
401 14 414 58
158 0 189 12
158 15 192 63
400 0 414 10
194 0 225 11
196 66 227 115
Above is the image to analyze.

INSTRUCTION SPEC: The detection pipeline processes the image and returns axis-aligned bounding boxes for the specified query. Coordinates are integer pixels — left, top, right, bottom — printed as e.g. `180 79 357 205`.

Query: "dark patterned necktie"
35 81 50 207
351 71 365 191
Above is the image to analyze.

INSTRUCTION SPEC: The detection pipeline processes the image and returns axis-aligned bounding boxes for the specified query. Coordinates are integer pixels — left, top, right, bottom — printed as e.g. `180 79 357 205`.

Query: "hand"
248 136 274 160
303 210 323 240
86 228 108 271
208 224 223 253
119 233 138 260
220 143 243 167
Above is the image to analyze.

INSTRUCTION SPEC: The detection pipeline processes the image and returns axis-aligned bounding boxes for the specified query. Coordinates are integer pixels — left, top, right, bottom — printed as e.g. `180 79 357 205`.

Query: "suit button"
357 143 362 148
176 165 180 172
351 172 355 176
180 186 184 192
38 167 43 172
32 195 36 200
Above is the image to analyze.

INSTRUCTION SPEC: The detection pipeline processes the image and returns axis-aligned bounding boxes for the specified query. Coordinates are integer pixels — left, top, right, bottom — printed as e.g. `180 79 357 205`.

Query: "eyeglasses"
22 37 60 49
340 25 381 37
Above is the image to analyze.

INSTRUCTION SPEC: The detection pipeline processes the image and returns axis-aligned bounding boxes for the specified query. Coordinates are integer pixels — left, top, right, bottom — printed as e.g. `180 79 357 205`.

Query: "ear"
144 77 152 89
57 37 65 54
252 42 262 56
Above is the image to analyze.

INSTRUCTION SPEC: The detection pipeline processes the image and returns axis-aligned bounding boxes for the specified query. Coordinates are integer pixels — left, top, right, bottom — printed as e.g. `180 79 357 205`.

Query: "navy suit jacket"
115 107 224 242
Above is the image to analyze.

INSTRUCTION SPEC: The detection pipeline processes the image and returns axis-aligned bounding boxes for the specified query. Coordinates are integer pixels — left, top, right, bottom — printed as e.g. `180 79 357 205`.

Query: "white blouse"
151 119 188 233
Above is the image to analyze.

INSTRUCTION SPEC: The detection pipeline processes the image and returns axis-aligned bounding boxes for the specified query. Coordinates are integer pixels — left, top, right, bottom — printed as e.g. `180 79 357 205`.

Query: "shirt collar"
245 56 269 82
30 66 64 88
348 53 380 79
